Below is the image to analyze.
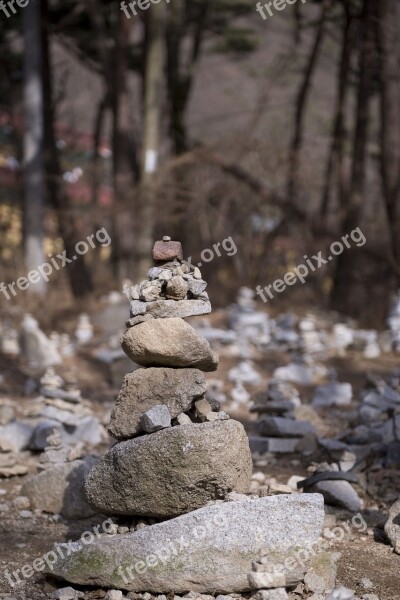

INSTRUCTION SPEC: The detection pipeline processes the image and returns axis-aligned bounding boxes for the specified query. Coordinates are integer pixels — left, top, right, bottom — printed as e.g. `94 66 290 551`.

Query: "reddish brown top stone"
153 240 183 263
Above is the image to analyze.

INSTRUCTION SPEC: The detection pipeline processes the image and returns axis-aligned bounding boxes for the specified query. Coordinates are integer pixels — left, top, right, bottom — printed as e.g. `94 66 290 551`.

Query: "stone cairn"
84 236 252 519
47 238 325 597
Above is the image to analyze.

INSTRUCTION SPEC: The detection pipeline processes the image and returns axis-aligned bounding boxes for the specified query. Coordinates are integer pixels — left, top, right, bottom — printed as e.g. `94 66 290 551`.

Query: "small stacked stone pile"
124 236 211 319
85 237 252 519
247 553 287 600
249 380 315 455
388 290 400 351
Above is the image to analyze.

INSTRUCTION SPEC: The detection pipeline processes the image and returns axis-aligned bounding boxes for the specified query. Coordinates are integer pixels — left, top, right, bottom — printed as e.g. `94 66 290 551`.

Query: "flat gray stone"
140 405 171 433
252 591 288 600
85 420 252 518
304 480 362 512
30 420 65 450
130 299 211 319
0 421 33 452
248 436 299 454
259 417 314 438
22 457 98 519
45 494 324 594
121 318 219 372
109 368 207 439
129 301 147 316
385 499 400 554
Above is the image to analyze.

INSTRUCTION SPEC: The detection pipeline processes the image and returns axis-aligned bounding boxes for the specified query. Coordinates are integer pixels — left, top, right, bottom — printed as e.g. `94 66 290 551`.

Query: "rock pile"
249 380 315 454
85 238 250 519
47 238 325 594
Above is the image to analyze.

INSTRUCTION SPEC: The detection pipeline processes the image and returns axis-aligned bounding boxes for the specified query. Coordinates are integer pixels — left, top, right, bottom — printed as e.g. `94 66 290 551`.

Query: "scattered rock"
248 571 286 589
105 591 124 600
51 587 84 599
325 587 355 600
304 552 341 594
251 590 288 600
176 413 193 425
194 398 214 422
165 276 189 300
0 421 33 452
140 405 171 433
304 480 362 512
22 457 97 519
384 499 400 554
259 417 314 438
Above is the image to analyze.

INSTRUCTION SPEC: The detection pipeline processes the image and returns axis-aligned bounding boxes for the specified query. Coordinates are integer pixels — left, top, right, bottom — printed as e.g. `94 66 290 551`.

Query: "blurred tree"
136 0 167 278
22 0 46 296
41 0 93 297
330 0 378 313
377 0 400 284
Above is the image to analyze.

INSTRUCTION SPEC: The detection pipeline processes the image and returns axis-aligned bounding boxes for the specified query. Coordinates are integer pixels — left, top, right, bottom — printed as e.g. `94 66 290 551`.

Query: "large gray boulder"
85 420 252 518
121 318 219 372
46 494 324 593
108 368 207 439
22 457 98 519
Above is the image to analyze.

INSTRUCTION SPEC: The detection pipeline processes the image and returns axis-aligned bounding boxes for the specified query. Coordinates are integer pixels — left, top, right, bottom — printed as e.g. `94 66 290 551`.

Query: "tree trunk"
287 0 331 205
22 0 46 296
377 0 400 283
320 0 354 218
41 0 93 297
136 0 167 278
111 11 138 282
330 0 376 313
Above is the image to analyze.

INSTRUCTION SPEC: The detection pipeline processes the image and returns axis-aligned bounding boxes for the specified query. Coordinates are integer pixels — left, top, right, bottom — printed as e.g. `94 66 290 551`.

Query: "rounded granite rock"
85 419 252 518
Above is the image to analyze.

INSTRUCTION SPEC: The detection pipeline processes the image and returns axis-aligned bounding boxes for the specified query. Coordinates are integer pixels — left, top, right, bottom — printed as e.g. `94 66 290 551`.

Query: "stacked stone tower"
47 239 324 596
85 237 252 518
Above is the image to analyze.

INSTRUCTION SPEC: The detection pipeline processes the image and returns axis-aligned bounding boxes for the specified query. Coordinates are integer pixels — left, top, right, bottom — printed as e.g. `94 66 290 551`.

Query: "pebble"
326 587 355 600
194 398 214 422
176 413 193 425
165 276 189 300
252 589 288 600
248 571 286 589
359 578 374 590
117 526 130 534
51 587 83 599
19 510 33 518
13 496 30 510
140 405 171 433
105 591 124 600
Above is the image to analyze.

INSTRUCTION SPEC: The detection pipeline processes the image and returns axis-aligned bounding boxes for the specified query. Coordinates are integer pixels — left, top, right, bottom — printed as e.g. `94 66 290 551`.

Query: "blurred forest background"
0 0 400 326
